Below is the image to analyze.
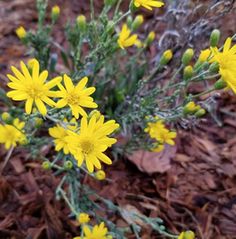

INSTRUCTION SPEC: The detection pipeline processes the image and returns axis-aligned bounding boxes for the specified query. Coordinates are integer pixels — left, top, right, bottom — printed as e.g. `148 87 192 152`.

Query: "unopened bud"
210 29 220 47
1 112 11 123
76 213 90 224
127 16 133 28
183 65 193 80
195 109 206 118
76 15 86 32
132 15 144 31
160 50 173 66
42 161 51 170
95 170 106 180
64 161 73 170
214 79 227 90
34 117 43 128
51 5 60 22
183 101 200 115
146 31 155 45
16 26 27 39
183 230 195 239
209 62 219 73
181 48 194 65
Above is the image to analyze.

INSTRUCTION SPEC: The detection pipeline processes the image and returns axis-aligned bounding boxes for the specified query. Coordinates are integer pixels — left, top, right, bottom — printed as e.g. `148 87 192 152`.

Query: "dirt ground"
1 0 236 238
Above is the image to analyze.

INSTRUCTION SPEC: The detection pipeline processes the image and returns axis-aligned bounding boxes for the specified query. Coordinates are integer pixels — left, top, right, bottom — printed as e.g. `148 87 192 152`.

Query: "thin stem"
0 146 14 174
192 88 215 98
90 0 95 21
115 0 123 16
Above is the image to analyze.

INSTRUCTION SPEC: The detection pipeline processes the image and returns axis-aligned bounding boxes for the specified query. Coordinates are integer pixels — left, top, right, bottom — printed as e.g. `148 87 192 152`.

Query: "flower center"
80 139 94 155
66 93 80 106
27 84 45 99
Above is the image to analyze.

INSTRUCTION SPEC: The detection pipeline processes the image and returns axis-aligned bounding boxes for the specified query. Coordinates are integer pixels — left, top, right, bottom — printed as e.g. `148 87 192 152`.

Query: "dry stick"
0 146 14 175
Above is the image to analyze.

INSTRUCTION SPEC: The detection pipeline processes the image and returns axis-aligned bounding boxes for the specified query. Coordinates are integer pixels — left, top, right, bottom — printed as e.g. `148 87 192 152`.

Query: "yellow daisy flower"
74 222 112 239
133 0 164 11
49 118 77 154
117 24 137 49
56 74 97 119
155 128 177 146
210 37 236 93
68 114 119 173
0 118 26 149
7 59 62 116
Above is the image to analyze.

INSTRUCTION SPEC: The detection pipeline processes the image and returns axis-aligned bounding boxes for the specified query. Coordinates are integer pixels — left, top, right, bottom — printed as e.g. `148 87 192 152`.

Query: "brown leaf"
127 145 176 174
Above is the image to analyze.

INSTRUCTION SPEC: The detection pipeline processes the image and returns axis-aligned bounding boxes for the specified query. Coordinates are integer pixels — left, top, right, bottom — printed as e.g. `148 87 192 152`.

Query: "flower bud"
51 5 60 22
95 170 106 180
178 231 195 239
195 109 206 118
63 160 73 170
107 21 115 34
127 16 133 28
76 15 86 32
160 50 173 66
76 213 90 224
210 29 220 47
135 39 143 48
16 26 27 39
209 62 219 73
42 161 51 170
146 31 155 45
181 48 194 65
34 117 43 128
132 15 144 31
1 112 11 123
183 65 193 80
183 101 200 115
214 79 227 90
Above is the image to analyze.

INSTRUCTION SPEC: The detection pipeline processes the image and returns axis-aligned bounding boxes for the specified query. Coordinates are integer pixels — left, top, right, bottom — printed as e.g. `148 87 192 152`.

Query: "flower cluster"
49 112 119 172
0 118 26 149
145 117 176 152
6 59 97 117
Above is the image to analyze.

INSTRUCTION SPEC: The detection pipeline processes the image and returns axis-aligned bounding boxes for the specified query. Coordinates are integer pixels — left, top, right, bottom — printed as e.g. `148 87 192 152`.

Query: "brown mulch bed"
1 0 236 238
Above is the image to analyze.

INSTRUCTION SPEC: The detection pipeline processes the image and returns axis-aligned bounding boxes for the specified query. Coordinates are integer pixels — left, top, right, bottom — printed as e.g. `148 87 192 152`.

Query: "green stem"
192 88 215 98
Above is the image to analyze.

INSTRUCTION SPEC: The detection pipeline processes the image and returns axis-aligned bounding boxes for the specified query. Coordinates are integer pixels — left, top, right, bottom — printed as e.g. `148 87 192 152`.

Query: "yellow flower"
0 118 26 149
74 222 111 239
7 60 62 116
77 213 90 224
49 118 77 154
145 117 165 139
133 0 164 11
16 26 26 39
210 37 236 94
95 170 106 180
56 74 97 119
67 114 119 173
117 24 137 49
198 49 211 62
178 230 195 239
160 49 173 65
155 128 177 146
